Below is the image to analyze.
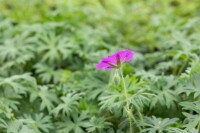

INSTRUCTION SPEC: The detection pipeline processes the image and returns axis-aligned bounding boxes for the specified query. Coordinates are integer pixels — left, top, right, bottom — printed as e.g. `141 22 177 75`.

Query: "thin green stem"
119 68 142 132
119 68 132 133
178 57 188 75
138 110 144 122
137 108 144 129
128 111 133 133
119 69 129 107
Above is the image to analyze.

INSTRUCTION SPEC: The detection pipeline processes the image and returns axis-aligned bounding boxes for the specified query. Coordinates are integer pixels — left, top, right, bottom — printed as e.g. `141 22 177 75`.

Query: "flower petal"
96 62 110 70
124 49 134 62
96 49 135 70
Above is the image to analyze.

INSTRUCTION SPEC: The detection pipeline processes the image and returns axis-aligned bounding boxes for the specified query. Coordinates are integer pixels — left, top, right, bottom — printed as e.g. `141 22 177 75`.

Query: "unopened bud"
113 71 121 86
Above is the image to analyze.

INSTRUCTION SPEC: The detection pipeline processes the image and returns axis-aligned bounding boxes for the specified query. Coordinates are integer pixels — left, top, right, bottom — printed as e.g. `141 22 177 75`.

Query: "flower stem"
119 68 132 133
119 68 141 132
198 121 200 130
178 57 188 75
137 108 144 129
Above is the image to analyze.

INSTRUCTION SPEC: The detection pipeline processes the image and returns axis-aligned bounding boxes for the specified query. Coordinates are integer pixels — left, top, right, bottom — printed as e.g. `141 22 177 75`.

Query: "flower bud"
113 71 121 86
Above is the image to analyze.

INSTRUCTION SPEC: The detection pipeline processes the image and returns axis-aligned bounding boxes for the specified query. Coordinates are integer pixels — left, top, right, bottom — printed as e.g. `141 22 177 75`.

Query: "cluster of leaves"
0 0 200 132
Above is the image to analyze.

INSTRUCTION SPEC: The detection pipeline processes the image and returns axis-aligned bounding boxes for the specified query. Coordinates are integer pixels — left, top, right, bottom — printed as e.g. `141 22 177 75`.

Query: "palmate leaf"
180 101 200 113
139 116 181 133
38 86 59 111
51 92 84 116
0 118 9 132
99 88 125 112
23 113 53 133
61 70 109 100
34 63 64 83
72 26 110 61
0 33 36 62
99 76 151 112
0 73 37 94
180 101 200 129
178 72 200 99
0 74 37 114
177 60 200 100
83 116 112 133
0 53 34 70
2 119 35 133
125 76 152 111
182 113 199 130
135 70 159 81
30 85 59 112
37 31 75 63
0 101 13 119
169 31 200 53
0 96 20 112
0 83 23 111
56 112 89 133
0 18 16 44
176 128 199 133
81 70 109 100
18 126 35 133
4 116 52 133
149 75 179 109
163 31 200 75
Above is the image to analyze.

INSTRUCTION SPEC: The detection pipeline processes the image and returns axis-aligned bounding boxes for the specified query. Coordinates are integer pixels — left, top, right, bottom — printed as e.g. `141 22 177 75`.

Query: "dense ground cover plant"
0 0 200 132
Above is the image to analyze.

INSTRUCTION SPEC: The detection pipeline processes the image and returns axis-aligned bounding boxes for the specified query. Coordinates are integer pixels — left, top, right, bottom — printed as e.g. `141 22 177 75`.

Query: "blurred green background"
1 0 200 133
1 0 200 50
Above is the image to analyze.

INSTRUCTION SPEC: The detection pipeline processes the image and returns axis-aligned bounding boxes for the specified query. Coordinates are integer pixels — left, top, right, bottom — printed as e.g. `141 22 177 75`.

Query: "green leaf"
180 101 200 129
149 75 179 109
34 63 64 83
56 112 89 133
0 73 37 94
139 116 180 133
23 113 53 133
37 31 75 63
51 92 84 116
83 116 112 133
30 85 59 112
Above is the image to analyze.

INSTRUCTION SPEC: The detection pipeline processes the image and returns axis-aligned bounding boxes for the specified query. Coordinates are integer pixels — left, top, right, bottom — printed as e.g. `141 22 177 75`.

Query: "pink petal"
113 49 134 62
116 50 126 62
106 55 118 65
96 62 110 70
96 49 135 70
124 49 134 62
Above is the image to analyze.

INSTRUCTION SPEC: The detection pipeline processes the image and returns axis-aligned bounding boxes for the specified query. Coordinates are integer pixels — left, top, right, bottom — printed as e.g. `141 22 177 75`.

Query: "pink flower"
96 49 134 70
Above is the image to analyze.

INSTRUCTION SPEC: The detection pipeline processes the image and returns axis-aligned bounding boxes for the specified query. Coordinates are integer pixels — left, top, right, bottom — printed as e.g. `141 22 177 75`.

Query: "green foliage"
55 112 89 133
36 31 75 64
83 116 112 133
34 63 64 83
51 92 84 117
180 101 200 129
100 76 151 113
23 113 53 133
149 75 179 109
30 85 59 112
138 116 182 133
0 0 200 132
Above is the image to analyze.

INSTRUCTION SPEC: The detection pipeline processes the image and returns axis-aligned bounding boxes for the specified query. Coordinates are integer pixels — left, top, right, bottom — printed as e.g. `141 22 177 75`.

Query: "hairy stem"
119 68 141 132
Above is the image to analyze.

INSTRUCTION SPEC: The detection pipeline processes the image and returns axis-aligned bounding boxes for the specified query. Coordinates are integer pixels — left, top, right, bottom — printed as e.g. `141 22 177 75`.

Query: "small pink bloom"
96 49 134 70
